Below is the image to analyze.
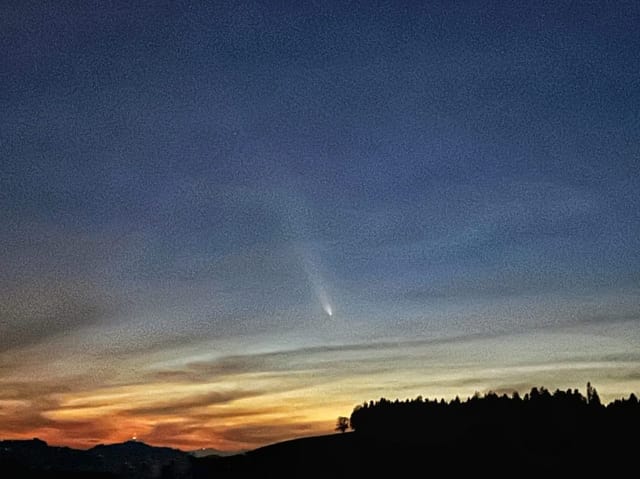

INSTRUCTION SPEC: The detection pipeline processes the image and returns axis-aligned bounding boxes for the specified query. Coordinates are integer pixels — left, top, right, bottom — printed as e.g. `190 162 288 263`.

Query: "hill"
194 386 640 478
0 439 189 478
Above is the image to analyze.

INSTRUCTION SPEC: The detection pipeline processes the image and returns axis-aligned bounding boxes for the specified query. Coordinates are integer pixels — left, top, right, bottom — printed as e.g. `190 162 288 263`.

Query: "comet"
292 240 335 319
272 186 336 320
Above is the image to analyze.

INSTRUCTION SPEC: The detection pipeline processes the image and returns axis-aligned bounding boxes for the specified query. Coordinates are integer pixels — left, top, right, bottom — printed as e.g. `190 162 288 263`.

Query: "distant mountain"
188 447 241 457
0 439 190 479
89 440 189 478
0 438 98 476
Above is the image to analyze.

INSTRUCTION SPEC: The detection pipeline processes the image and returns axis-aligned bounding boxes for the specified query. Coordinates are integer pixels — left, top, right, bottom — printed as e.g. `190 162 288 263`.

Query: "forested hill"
349 384 640 440
197 385 639 478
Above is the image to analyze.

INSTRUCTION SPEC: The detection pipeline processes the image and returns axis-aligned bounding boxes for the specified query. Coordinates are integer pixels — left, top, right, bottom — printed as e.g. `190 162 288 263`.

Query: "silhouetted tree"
335 416 350 433
586 382 601 407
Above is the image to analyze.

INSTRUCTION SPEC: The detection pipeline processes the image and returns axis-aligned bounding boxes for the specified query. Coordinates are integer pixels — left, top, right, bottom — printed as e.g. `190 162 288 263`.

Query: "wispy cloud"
0 284 111 353
123 390 263 416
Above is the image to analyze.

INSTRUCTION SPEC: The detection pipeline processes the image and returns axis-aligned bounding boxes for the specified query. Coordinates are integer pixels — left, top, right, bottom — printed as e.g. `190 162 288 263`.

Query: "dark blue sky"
1 1 639 449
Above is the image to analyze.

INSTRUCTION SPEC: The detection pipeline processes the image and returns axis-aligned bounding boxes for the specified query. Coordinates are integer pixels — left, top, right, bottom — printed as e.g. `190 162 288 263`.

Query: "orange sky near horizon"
2 324 639 451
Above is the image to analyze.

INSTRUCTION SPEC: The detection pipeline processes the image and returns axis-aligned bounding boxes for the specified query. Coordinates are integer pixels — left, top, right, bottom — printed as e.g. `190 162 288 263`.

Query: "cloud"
0 283 111 353
141 421 209 449
123 390 263 416
0 221 127 354
0 400 55 432
147 333 493 383
577 311 640 325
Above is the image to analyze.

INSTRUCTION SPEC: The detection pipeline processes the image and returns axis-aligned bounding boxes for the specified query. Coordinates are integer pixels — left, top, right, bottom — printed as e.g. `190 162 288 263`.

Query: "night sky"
2 1 639 451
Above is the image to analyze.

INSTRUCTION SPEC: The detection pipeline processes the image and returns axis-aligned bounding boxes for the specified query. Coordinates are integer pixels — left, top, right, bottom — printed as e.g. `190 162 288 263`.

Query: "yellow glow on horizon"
2 328 640 451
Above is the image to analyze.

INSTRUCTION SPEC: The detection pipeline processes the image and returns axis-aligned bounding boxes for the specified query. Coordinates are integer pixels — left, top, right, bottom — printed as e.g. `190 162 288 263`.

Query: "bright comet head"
323 303 333 317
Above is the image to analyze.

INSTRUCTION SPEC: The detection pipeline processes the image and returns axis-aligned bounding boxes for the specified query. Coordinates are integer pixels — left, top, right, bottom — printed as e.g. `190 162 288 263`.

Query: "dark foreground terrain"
2 386 639 478
0 439 189 478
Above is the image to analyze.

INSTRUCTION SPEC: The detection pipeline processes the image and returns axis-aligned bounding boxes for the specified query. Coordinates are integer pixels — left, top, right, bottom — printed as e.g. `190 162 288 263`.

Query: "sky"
1 1 639 451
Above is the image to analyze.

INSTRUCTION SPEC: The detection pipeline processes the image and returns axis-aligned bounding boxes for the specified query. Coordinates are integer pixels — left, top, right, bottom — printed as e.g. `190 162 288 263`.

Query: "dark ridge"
194 385 640 478
0 439 190 479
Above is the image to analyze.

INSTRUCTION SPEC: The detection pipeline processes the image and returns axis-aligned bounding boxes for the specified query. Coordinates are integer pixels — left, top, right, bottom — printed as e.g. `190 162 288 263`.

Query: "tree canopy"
349 384 639 445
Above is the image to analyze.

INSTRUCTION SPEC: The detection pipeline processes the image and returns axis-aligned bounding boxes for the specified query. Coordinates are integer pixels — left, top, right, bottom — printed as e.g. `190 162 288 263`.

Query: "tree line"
343 383 639 444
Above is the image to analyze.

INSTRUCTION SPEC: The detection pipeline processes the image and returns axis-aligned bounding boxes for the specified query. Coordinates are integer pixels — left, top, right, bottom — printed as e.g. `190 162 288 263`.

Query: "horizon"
2 379 636 452
2 2 639 451
0 435 232 452
5 386 638 477
2 380 635 452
